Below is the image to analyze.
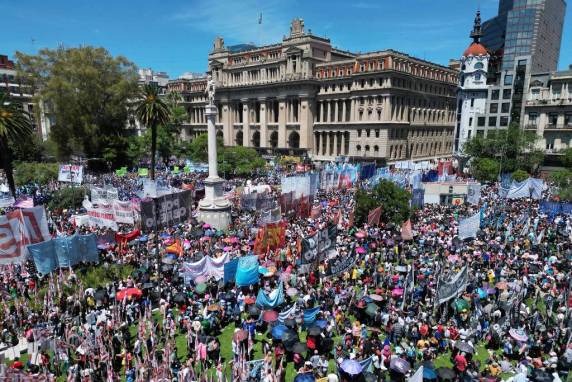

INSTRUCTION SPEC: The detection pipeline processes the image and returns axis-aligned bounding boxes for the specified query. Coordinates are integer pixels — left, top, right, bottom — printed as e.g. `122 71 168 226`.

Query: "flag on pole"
401 219 413 240
367 206 382 226
258 12 262 24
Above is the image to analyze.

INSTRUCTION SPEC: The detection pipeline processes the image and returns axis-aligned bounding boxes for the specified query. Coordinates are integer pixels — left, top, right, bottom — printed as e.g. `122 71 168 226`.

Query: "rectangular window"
469 117 473 126
501 103 510 113
470 98 474 107
491 90 500 100
477 117 486 126
549 113 558 126
503 89 512 99
528 113 538 124
504 75 513 85
489 103 498 113
488 117 497 127
467 130 472 139
500 116 509 126
565 114 572 126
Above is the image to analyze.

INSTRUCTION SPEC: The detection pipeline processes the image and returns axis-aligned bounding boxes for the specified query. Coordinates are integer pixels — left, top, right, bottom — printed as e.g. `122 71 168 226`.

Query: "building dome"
463 42 488 57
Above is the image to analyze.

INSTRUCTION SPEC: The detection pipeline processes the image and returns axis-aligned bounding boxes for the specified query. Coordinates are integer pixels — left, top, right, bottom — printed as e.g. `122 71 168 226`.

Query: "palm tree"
133 84 170 180
0 92 33 198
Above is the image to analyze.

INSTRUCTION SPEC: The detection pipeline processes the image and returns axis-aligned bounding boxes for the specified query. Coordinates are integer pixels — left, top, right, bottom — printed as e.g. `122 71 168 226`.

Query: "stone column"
260 98 268 148
300 97 313 149
334 100 339 122
278 97 287 148
242 99 250 147
342 100 347 122
221 100 232 146
333 131 338 156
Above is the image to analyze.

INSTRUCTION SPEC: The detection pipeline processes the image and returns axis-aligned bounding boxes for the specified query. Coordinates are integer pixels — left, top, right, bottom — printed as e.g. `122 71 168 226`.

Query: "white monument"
197 75 232 230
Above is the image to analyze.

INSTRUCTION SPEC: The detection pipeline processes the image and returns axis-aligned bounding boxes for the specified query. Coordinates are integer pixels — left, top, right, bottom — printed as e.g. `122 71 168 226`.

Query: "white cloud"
170 0 292 46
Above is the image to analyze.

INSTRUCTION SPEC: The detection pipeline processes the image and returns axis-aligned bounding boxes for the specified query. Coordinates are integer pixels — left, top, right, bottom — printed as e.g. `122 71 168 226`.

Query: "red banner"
253 221 286 255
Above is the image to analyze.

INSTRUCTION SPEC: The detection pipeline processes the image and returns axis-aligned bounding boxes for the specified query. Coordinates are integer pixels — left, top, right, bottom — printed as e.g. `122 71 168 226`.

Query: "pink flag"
367 206 382 226
401 219 413 241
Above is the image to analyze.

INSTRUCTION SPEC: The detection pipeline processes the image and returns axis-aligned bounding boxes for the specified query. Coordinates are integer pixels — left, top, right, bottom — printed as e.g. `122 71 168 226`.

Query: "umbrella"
292 342 307 354
138 235 148 242
453 299 470 313
306 325 321 336
355 231 367 239
293 373 315 382
244 297 255 305
262 310 279 323
314 320 327 329
455 341 474 354
202 223 211 229
284 318 296 329
233 329 248 342
286 287 298 297
423 367 437 380
271 324 288 339
509 328 528 342
159 233 171 239
223 246 233 252
281 329 298 345
391 288 404 297
369 294 383 302
390 358 410 374
365 303 379 317
195 283 207 294
495 281 508 290
340 359 363 375
116 288 142 301
356 246 366 254
476 288 487 299
436 367 455 380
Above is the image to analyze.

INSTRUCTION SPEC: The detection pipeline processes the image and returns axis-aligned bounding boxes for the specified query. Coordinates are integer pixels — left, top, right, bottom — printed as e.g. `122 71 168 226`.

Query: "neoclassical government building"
167 19 458 162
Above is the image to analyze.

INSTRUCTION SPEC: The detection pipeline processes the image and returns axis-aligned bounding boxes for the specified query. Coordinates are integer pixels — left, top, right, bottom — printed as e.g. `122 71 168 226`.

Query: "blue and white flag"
459 212 480 240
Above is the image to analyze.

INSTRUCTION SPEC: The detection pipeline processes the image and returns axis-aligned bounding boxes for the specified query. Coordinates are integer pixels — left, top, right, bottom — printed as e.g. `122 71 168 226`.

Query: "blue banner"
256 282 284 308
412 189 425 208
28 234 99 275
303 306 321 326
224 258 239 284
28 240 59 275
236 255 260 287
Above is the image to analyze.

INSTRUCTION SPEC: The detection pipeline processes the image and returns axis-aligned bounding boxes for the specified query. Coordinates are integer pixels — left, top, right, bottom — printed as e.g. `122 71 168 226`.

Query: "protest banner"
58 165 83 183
300 224 337 264
138 168 149 177
436 266 468 305
0 206 51 265
253 221 287 255
459 212 480 240
325 252 356 277
86 203 118 231
113 200 134 224
139 190 192 231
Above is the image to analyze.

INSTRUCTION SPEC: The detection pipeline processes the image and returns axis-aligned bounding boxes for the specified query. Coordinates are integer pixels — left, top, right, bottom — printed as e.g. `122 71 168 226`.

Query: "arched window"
270 131 278 148
288 131 300 149
252 131 260 147
356 145 361 151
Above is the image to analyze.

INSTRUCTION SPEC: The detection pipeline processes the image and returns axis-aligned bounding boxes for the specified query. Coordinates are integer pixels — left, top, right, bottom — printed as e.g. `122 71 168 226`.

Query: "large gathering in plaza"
1 1 572 381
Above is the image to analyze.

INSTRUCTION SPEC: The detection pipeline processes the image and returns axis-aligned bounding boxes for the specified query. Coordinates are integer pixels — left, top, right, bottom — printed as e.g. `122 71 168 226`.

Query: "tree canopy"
15 46 139 163
354 180 411 226
463 123 543 182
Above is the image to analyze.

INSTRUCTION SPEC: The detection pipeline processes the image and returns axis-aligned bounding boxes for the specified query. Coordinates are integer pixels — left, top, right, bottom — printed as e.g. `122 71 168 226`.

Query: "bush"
511 169 529 182
355 180 411 226
47 186 87 211
14 162 59 186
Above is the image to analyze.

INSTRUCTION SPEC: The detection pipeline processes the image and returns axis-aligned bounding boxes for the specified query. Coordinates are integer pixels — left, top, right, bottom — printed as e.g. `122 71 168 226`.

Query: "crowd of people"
1 166 572 382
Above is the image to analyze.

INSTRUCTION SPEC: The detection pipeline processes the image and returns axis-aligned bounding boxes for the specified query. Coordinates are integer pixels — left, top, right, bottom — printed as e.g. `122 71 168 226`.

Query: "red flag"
367 206 382 226
401 219 413 241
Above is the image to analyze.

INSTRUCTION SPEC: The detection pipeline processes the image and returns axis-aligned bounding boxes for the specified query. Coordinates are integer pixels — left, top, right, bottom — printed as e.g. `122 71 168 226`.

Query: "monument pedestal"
198 177 231 230
197 100 231 230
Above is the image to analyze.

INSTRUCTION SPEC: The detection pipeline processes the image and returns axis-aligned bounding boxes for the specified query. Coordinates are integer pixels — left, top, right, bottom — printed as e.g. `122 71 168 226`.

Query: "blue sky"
2 0 570 78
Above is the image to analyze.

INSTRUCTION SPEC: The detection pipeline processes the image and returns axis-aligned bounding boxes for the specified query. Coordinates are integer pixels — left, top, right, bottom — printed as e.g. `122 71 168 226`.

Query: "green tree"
15 47 138 161
549 169 572 189
0 92 34 197
47 186 87 211
463 123 543 174
187 134 224 163
471 158 500 182
561 148 572 168
511 169 529 182
126 135 146 165
133 84 170 180
219 146 266 177
14 162 59 186
354 180 411 226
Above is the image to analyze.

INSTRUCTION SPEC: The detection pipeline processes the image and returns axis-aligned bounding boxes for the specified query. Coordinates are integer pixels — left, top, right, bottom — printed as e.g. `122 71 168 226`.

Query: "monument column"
278 97 287 148
198 75 231 230
260 98 268 148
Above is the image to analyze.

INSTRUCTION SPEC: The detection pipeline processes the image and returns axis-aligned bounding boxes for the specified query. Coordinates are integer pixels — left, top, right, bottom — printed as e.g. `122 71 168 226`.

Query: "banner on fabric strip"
91 186 119 205
223 258 239 284
0 206 51 265
466 183 481 204
236 255 259 286
28 234 99 275
179 253 229 283
325 250 357 278
411 189 425 208
256 282 284 308
86 204 118 231
259 206 282 225
139 190 192 231
58 165 83 183
458 212 480 240
436 266 468 305
112 200 134 224
300 224 337 264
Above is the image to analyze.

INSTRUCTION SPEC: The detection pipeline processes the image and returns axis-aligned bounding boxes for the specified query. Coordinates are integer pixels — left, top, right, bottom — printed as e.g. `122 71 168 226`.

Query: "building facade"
0 54 53 140
169 19 459 163
454 12 491 152
523 67 572 153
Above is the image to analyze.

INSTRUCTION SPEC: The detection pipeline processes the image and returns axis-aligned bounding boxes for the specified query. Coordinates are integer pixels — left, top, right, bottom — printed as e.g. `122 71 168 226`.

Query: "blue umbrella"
271 324 287 339
164 253 177 260
477 288 487 299
159 233 171 239
314 320 327 329
423 367 437 380
340 359 363 375
138 235 148 242
293 372 315 382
